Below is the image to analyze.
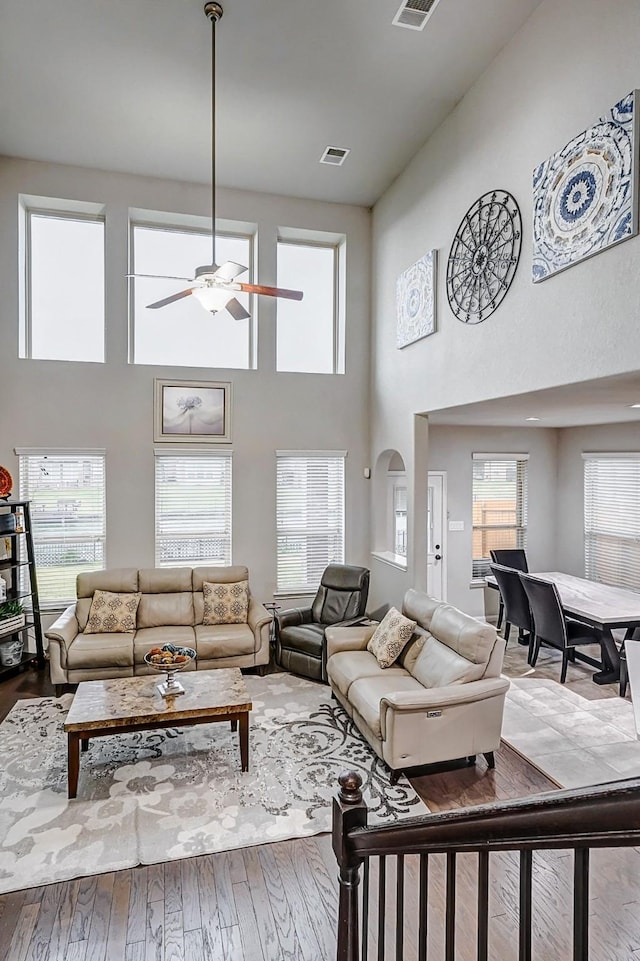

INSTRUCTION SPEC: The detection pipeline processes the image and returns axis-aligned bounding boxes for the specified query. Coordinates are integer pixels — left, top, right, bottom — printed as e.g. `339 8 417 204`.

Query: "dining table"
485 571 640 686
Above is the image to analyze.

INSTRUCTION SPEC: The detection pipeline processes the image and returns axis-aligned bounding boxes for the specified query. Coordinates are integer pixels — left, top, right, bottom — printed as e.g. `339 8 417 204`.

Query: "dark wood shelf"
0 559 29 572
0 501 45 674
0 650 38 678
0 621 35 640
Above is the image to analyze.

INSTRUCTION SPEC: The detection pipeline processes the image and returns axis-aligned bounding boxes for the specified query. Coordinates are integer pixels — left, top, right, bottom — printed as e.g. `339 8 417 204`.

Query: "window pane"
29 214 105 362
19 453 106 606
584 457 640 590
277 242 335 373
472 458 528 579
133 225 251 369
276 454 345 591
155 454 232 567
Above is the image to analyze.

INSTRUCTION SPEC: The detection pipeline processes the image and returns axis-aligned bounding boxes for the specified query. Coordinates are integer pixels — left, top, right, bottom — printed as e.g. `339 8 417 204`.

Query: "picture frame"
396 250 437 348
154 379 232 444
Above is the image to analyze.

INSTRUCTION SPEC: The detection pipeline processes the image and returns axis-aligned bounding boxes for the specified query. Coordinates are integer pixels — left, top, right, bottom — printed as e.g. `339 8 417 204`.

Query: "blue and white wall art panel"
396 250 437 349
532 90 639 282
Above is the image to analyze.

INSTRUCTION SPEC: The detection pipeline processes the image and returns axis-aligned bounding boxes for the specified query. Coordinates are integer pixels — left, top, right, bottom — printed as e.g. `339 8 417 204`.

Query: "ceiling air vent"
392 0 441 31
320 146 350 166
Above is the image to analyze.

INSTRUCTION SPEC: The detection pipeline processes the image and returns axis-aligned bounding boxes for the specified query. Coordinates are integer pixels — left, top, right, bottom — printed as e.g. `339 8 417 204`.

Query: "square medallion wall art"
396 250 437 349
154 379 232 443
532 90 640 282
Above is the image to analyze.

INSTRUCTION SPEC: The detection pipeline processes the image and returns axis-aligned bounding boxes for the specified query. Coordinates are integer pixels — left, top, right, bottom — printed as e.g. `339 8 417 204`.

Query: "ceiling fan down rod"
204 2 223 269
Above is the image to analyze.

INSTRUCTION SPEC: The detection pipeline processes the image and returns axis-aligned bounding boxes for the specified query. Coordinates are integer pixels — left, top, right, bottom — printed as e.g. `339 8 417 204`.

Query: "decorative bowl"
144 644 196 698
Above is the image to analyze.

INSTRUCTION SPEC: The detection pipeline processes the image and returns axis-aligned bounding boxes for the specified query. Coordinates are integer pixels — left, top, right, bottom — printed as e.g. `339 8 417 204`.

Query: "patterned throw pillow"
84 590 141 634
203 580 249 625
367 607 417 668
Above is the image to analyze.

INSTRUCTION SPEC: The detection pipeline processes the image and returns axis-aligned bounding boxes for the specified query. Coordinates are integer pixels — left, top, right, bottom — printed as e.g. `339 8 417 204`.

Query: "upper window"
276 239 338 373
584 454 640 590
21 205 105 362
18 450 106 607
155 451 232 567
276 452 345 592
472 454 528 579
131 222 252 369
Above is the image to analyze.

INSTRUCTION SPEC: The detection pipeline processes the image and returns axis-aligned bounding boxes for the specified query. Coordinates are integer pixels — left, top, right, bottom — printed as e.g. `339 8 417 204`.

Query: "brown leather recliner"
275 564 370 682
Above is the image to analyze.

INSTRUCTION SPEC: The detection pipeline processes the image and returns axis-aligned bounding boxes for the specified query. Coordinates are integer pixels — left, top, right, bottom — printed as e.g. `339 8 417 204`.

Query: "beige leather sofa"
326 588 509 782
45 566 271 689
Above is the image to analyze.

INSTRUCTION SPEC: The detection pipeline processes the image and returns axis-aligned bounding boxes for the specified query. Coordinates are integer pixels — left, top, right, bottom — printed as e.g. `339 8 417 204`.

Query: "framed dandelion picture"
154 379 232 443
396 250 437 348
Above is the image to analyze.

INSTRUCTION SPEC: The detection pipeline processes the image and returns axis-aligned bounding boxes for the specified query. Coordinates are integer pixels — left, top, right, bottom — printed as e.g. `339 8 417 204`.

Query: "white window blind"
18 451 106 607
584 454 640 590
155 452 232 567
472 454 528 579
276 452 345 592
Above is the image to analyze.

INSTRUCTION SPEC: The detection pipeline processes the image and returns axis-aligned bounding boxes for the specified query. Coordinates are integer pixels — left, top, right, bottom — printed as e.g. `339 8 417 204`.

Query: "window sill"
371 551 408 571
469 580 488 589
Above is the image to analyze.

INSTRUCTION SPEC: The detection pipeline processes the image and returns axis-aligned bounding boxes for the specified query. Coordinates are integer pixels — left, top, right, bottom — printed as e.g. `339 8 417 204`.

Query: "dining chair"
489 563 533 647
519 573 603 683
490 549 528 631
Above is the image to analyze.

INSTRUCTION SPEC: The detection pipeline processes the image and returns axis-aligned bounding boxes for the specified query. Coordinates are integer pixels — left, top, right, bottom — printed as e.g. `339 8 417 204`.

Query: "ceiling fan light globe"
192 285 232 313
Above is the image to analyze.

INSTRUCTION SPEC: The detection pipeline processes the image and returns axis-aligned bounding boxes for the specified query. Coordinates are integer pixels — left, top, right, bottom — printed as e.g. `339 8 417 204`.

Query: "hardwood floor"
0 662 638 959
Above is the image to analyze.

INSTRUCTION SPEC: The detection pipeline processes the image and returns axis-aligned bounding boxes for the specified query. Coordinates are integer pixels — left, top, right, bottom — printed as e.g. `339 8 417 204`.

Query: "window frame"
275 450 346 595
128 213 256 369
154 448 233 569
20 198 106 362
276 231 344 375
471 452 529 582
16 447 107 610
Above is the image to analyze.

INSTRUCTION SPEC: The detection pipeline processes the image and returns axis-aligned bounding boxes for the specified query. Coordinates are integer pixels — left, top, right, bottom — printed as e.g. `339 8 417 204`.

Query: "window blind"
18 451 106 607
471 454 528 579
155 452 232 568
584 454 640 591
276 453 345 592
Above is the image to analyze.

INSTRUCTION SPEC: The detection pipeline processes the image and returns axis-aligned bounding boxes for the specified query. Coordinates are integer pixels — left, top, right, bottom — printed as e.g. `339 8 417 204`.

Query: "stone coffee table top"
64 668 251 732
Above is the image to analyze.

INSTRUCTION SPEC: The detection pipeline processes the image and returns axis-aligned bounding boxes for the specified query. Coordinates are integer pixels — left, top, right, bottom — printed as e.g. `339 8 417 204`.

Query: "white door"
427 472 447 600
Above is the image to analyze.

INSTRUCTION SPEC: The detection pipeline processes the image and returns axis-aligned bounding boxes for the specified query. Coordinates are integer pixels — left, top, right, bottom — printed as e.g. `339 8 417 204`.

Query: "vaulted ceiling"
0 0 544 206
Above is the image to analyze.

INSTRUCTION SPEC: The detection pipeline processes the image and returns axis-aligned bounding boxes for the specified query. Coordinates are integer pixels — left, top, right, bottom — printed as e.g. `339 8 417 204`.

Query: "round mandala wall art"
446 189 522 325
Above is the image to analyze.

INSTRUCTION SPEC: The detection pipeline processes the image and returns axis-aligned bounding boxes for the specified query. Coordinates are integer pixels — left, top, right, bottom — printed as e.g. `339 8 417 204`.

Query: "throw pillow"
203 580 249 625
84 590 141 634
367 607 416 668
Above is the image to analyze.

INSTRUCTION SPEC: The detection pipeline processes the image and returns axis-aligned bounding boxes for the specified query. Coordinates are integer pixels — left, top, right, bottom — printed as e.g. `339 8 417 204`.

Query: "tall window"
584 454 640 590
155 452 232 567
276 452 345 592
131 222 252 369
472 454 528 579
22 206 105 362
276 239 338 373
18 450 106 607
393 483 408 558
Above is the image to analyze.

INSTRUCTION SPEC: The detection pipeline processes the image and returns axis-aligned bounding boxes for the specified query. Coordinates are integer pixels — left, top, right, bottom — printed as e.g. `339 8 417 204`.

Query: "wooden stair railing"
332 771 640 961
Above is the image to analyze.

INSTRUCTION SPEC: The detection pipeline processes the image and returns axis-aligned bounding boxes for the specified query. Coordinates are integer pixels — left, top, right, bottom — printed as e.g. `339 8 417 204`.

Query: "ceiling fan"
129 1 303 321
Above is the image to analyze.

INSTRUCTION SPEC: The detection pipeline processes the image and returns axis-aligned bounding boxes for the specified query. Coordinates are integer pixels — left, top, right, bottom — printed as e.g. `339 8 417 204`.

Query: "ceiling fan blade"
225 297 251 322
237 283 303 301
147 288 194 309
213 261 248 283
128 273 195 282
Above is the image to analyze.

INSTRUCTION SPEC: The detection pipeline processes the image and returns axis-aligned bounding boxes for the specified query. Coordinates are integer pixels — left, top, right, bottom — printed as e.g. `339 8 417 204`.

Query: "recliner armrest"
326 624 377 660
381 676 510 714
247 598 271 634
45 605 80 665
276 607 313 631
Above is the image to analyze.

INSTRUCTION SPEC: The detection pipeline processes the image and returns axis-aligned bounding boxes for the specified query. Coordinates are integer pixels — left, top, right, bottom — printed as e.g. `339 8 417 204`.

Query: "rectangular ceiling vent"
392 0 441 31
320 146 351 166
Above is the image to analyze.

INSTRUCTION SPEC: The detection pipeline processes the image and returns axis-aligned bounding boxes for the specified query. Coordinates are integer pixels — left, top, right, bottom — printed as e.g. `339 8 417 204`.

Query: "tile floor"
500 639 640 788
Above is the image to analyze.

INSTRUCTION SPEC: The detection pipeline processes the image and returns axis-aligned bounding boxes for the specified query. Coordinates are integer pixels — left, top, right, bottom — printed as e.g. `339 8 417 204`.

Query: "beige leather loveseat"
326 588 509 782
45 566 271 689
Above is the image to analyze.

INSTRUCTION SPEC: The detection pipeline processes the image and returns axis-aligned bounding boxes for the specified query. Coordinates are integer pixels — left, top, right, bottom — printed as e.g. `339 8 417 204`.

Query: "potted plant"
0 600 25 637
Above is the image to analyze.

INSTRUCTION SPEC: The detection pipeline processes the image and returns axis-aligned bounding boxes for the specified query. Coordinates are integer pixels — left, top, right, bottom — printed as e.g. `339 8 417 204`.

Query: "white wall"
0 157 371 607
369 0 640 606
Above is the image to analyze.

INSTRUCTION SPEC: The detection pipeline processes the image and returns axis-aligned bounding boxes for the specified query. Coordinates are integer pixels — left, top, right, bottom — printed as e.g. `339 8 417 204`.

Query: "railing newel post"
333 771 368 961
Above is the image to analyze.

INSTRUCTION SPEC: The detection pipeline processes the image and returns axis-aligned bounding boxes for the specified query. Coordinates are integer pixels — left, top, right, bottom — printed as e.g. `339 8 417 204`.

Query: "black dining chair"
519 573 604 683
490 549 528 631
489 563 533 647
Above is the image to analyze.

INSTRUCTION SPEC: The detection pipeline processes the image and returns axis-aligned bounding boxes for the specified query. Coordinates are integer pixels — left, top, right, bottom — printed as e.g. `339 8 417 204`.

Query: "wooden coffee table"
63 668 252 799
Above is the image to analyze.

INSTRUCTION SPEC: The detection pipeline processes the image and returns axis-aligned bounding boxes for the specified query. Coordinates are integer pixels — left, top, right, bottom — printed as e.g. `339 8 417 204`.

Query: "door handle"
435 554 442 561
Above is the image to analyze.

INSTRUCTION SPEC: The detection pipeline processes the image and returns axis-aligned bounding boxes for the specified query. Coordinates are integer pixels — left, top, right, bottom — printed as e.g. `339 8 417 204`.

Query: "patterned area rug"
0 673 426 893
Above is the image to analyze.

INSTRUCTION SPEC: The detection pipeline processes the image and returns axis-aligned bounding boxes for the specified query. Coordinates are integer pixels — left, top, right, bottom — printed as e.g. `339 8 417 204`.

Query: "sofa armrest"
248 598 271 634
276 607 313 631
382 677 510 713
326 624 377 660
45 605 80 671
